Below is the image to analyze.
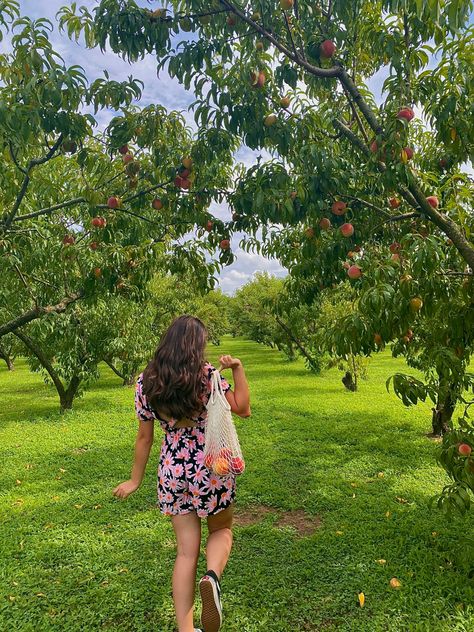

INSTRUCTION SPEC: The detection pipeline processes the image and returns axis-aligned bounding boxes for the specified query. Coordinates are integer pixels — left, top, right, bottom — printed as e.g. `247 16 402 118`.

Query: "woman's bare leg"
205 503 234 577
171 511 201 632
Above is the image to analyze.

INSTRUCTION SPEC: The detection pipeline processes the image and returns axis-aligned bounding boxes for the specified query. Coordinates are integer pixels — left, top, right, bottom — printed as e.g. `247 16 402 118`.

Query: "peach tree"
283 235 474 513
12 271 230 410
0 3 238 343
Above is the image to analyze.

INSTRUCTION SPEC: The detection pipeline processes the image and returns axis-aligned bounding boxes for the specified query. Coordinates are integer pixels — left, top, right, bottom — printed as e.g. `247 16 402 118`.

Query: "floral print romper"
135 362 236 518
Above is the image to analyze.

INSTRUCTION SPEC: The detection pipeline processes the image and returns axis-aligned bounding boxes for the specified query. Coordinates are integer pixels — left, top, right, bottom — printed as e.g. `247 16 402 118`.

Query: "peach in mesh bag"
203 369 245 476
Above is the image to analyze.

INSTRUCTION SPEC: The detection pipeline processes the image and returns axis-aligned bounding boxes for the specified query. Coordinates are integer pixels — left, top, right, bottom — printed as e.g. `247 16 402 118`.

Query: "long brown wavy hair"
142 315 208 420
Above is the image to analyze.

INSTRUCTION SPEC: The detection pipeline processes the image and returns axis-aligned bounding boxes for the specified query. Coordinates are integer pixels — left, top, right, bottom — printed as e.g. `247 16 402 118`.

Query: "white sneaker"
199 571 222 632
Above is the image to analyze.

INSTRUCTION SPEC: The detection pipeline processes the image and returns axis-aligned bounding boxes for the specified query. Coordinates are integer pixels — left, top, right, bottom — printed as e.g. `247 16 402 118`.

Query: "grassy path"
1 338 473 631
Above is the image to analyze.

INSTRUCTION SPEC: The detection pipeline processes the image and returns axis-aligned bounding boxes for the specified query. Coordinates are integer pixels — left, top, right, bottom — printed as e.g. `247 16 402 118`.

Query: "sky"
6 1 392 294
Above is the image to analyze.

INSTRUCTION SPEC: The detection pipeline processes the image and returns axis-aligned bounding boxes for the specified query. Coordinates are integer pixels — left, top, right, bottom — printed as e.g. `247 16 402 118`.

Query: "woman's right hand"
219 354 242 370
113 479 140 499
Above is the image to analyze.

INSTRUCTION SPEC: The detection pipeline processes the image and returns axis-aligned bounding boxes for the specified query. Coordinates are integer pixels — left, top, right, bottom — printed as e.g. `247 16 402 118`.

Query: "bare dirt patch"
234 504 322 537
233 504 276 527
274 509 322 536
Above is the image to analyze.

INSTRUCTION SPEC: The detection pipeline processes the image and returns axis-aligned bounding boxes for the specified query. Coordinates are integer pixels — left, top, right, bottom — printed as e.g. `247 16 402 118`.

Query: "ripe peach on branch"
331 201 347 216
347 265 362 279
426 196 439 209
458 443 472 457
389 197 401 209
319 217 331 230
340 223 354 238
396 107 415 122
62 235 75 246
320 39 336 58
220 239 230 250
92 216 107 227
250 70 266 88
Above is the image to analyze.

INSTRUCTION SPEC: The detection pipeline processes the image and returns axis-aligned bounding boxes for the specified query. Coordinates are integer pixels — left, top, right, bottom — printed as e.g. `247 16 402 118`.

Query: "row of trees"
1 0 473 514
229 271 369 387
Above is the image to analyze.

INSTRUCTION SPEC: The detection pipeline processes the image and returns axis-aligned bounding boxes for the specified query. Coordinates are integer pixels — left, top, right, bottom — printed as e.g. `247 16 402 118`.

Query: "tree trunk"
274 315 318 370
342 371 357 392
59 375 81 412
0 347 14 370
351 354 358 391
123 374 137 387
13 329 78 412
103 358 127 382
431 388 456 436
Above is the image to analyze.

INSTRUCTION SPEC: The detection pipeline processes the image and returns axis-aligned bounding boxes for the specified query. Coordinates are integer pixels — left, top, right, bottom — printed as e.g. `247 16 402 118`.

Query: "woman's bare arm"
113 419 154 498
220 355 251 417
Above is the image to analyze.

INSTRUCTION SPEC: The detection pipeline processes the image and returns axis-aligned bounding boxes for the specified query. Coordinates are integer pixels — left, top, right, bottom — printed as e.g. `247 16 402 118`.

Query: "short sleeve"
204 362 231 395
135 374 156 422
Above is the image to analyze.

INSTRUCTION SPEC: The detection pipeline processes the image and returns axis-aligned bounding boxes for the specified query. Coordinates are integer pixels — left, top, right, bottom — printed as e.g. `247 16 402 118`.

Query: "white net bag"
203 369 245 477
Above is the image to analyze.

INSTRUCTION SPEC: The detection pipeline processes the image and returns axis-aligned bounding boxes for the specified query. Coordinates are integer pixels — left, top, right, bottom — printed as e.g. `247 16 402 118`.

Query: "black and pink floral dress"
135 362 236 517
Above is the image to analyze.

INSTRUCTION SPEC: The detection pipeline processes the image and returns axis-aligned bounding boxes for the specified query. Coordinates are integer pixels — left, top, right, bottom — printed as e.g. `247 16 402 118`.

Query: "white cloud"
218 248 287 295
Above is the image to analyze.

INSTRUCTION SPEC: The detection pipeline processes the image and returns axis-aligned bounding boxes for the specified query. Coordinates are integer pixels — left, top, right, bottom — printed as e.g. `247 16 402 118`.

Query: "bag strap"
209 369 225 404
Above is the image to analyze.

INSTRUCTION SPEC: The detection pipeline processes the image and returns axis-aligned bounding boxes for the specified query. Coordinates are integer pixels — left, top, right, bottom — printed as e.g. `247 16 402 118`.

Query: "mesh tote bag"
203 369 245 476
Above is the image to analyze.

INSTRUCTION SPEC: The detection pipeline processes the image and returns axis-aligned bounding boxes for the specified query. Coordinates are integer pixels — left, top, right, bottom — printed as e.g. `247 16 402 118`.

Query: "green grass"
1 338 474 632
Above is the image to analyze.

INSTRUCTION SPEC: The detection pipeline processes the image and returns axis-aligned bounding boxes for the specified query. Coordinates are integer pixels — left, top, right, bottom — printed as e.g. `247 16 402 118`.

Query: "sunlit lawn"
1 338 473 631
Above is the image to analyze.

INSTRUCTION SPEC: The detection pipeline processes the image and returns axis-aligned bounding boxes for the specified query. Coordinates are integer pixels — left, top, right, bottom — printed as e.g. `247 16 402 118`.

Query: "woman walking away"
113 315 251 632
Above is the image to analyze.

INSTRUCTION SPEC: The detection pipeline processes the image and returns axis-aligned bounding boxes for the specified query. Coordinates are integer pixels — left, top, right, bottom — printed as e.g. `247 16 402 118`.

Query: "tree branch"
13 197 87 222
399 187 421 209
274 314 318 369
13 263 37 305
103 357 127 381
388 212 420 222
0 292 83 338
338 69 383 135
8 142 27 175
282 11 299 59
406 175 474 270
332 118 371 156
341 84 369 143
2 134 64 230
403 12 412 103
219 0 341 79
122 178 174 204
30 134 64 167
436 271 473 277
338 194 392 219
